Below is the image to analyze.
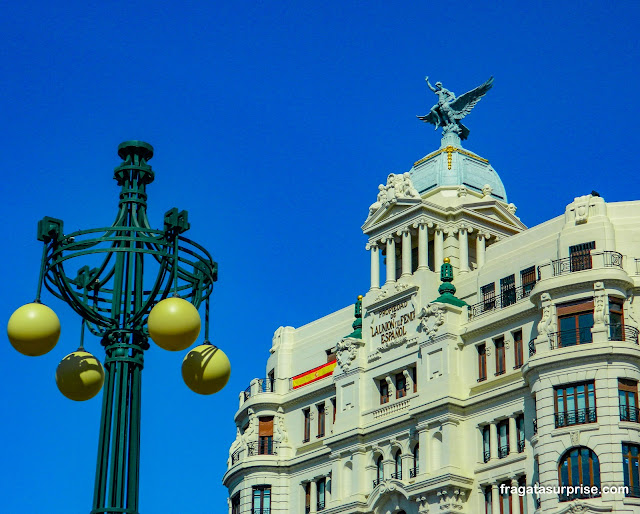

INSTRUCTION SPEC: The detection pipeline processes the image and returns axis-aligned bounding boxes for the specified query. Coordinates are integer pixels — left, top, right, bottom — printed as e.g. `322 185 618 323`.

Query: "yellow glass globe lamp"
147 297 201 351
56 350 105 401
182 344 231 395
7 302 61 356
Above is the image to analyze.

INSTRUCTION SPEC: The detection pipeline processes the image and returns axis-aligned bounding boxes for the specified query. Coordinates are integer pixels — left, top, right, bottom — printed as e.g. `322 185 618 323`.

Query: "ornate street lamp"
7 141 231 514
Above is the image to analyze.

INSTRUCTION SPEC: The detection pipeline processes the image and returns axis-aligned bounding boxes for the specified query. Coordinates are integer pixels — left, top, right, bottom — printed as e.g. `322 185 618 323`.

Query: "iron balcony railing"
533 418 537 435
483 450 490 463
253 509 271 514
620 405 640 422
247 439 278 456
558 488 601 502
498 444 510 459
409 466 418 478
528 338 536 357
242 378 275 401
518 440 525 453
555 407 597 428
317 500 326 511
243 385 251 401
373 478 382 488
547 250 623 277
468 283 536 320
391 471 402 480
231 448 243 465
608 324 640 344
626 485 640 498
549 327 593 349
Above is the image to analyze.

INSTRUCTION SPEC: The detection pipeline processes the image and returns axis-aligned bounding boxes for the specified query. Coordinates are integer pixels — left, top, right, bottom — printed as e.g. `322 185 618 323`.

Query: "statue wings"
449 76 494 120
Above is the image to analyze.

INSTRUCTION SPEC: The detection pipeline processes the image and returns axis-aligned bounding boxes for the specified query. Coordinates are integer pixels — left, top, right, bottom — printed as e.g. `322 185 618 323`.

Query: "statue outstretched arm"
425 76 437 92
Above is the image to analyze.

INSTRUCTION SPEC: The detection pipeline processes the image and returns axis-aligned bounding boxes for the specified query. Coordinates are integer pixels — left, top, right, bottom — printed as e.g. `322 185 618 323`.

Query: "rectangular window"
484 485 493 514
557 299 594 348
303 409 310 442
482 425 491 463
252 486 271 514
513 329 523 369
317 478 326 511
554 381 597 427
495 337 506 376
516 414 525 452
569 241 595 272
521 266 536 296
518 476 526 513
478 344 487 382
619 379 638 422
396 372 407 399
331 397 336 424
623 443 640 498
500 274 516 307
482 283 496 312
317 403 325 437
411 366 417 393
231 493 240 514
499 480 512 513
380 380 389 404
267 369 275 392
497 420 509 458
609 298 625 341
258 416 274 455
304 482 311 514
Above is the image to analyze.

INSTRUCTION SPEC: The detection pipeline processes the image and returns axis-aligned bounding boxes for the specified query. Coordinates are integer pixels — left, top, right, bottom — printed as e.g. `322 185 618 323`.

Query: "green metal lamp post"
7 141 230 514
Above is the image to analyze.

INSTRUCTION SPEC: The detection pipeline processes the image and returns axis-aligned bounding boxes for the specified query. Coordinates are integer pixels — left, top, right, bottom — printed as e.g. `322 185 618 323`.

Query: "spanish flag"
292 360 337 389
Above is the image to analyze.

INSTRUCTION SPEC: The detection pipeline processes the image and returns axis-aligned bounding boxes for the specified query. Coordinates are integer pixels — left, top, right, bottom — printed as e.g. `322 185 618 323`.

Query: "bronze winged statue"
418 76 494 140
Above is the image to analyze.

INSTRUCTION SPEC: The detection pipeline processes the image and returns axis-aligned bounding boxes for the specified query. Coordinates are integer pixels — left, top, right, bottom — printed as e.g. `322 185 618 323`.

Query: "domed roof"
409 136 508 203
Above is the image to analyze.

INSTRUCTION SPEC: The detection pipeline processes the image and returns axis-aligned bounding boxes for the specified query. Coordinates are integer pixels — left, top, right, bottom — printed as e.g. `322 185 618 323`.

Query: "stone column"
459 227 469 273
509 416 518 455
490 422 498 459
491 484 500 513
434 228 444 269
368 242 380 290
401 229 412 277
511 479 521 514
476 234 486 268
417 222 429 270
310 479 317 514
385 237 396 285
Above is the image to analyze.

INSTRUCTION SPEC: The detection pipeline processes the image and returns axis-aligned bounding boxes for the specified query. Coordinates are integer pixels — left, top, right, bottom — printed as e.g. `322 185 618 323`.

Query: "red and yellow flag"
292 360 337 389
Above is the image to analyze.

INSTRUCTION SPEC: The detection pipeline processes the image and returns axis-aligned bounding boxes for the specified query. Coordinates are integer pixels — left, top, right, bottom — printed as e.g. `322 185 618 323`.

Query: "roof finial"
433 258 467 307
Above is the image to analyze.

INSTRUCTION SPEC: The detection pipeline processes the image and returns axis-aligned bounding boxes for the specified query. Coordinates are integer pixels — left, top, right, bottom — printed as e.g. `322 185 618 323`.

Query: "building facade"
223 114 640 514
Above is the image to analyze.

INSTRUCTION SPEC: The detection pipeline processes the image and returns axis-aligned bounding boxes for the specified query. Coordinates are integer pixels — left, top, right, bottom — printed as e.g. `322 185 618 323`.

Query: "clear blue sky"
2 1 639 512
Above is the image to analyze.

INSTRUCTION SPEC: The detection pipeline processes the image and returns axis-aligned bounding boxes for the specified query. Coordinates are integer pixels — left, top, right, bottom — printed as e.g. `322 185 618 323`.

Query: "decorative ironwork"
483 450 491 463
529 338 536 356
373 478 382 488
620 405 640 422
477 376 487 383
518 440 525 453
391 471 402 480
243 385 252 401
549 327 593 349
317 500 326 511
558 488 601 502
409 467 418 478
20 142 219 514
231 448 243 465
494 369 506 376
608 324 639 344
498 444 510 459
253 509 271 514
247 440 278 456
468 283 536 320
555 407 597 428
258 377 275 393
626 485 640 498
533 418 538 435
550 251 622 276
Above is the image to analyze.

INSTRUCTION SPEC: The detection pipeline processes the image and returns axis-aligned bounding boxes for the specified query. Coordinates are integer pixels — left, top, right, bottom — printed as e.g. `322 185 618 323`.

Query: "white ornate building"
223 123 640 514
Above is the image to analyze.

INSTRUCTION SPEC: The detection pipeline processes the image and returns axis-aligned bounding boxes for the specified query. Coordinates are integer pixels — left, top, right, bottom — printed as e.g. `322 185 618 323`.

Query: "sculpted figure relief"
418 76 494 140
368 172 420 216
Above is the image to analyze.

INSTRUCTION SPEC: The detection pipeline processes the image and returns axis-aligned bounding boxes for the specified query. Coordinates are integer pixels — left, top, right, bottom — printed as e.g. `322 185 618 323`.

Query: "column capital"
397 227 411 236
366 241 379 251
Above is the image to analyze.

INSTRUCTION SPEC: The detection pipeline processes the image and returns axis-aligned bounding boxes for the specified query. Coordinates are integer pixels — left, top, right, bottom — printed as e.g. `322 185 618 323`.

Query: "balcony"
533 418 537 434
558 489 600 502
549 327 593 349
555 407 597 428
247 439 278 456
373 478 382 488
528 338 536 356
409 466 419 478
546 251 622 277
483 450 490 463
608 324 639 344
243 378 275 401
391 471 402 480
517 440 525 453
620 405 640 422
468 283 536 320
317 500 326 511
231 448 243 465
626 485 640 498
498 444 510 459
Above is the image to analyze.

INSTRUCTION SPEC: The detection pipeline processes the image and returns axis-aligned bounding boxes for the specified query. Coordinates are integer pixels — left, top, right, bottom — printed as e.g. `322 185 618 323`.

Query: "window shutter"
259 416 274 436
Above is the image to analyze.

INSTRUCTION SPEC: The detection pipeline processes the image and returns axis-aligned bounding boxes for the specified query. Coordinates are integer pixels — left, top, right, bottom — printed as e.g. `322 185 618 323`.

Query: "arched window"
394 449 402 479
412 444 419 477
558 446 601 501
374 455 384 487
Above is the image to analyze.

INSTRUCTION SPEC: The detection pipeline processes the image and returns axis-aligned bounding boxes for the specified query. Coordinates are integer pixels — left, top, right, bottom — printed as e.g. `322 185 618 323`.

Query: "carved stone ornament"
537 293 554 337
593 282 607 325
274 406 289 443
570 430 580 446
456 186 467 197
436 487 467 511
368 173 420 217
376 282 411 301
481 184 493 197
335 337 365 372
414 495 429 513
418 304 445 340
507 203 517 214
573 194 593 225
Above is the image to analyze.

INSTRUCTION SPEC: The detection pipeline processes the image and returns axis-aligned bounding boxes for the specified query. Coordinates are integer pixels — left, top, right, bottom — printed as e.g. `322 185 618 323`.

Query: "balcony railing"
468 283 536 320
253 509 271 514
608 324 639 344
529 338 536 356
317 500 326 511
518 440 525 453
373 478 382 488
409 466 418 478
243 378 275 401
243 385 251 401
555 407 597 428
483 450 490 463
558 489 601 502
498 444 510 459
620 405 640 422
549 327 593 349
247 440 278 456
626 484 640 498
533 418 537 435
391 471 402 480
545 250 623 277
231 448 243 465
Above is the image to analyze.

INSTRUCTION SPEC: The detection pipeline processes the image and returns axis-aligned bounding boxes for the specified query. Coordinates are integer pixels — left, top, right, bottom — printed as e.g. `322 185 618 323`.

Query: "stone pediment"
464 202 526 231
363 198 422 231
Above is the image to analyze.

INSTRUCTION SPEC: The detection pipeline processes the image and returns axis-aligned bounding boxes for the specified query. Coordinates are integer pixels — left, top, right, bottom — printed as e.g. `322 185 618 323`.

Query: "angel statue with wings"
418 76 494 140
